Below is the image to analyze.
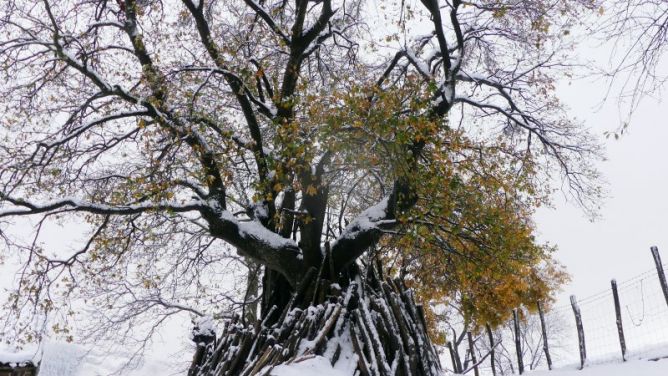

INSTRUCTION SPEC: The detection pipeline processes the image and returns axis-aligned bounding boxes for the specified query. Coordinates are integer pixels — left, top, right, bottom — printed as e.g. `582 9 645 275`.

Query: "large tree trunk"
189 263 443 376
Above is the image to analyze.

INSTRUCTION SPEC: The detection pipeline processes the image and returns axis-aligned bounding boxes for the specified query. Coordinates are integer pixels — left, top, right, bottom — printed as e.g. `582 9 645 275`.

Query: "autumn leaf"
305 184 318 196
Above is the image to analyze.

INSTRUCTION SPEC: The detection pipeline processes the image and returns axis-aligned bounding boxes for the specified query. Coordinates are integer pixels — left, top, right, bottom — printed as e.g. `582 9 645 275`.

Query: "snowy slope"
270 356 350 376
0 346 39 367
39 342 182 376
5 342 668 375
528 358 668 376
266 356 668 376
2 342 182 376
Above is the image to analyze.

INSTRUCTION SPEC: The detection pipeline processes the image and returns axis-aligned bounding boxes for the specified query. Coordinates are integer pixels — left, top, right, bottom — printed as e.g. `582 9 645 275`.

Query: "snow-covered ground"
1 342 183 375
269 356 350 376
0 345 38 367
527 358 668 376
267 356 668 376
3 342 668 375
267 355 668 376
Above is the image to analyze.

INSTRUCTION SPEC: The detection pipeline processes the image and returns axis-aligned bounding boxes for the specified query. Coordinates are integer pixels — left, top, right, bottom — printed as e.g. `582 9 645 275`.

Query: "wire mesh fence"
443 248 668 375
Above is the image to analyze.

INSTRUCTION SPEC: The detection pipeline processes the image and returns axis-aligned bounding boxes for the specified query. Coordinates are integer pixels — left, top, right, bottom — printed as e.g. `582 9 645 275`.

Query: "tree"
486 307 569 375
0 0 600 374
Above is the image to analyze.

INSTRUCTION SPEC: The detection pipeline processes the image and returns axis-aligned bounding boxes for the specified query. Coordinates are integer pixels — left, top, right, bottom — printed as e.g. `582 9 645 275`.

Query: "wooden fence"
447 246 668 375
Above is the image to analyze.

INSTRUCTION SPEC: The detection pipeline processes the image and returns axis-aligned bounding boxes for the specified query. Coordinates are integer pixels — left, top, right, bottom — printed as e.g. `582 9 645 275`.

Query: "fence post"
537 301 553 370
467 331 479 376
570 295 586 370
486 324 497 376
651 246 668 307
610 279 627 361
513 309 524 374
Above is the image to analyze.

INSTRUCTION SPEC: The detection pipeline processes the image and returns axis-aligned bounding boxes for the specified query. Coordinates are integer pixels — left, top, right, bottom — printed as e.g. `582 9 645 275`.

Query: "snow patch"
37 341 179 376
192 315 216 339
219 210 300 251
406 49 431 77
334 196 390 245
0 346 39 367
528 358 668 376
269 355 349 376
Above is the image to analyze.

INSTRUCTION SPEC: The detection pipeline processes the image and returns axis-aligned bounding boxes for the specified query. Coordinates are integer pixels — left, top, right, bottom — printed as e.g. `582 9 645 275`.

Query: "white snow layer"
0 346 39 366
192 315 217 339
334 196 390 243
4 340 668 375
11 342 179 376
527 358 668 376
270 355 349 376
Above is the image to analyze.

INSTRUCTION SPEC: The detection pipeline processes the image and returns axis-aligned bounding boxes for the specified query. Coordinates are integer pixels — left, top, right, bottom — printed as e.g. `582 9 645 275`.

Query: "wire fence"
444 247 668 375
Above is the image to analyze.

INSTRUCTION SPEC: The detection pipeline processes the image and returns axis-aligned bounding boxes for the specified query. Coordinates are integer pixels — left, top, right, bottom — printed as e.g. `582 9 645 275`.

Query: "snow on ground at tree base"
269 355 350 376
526 358 668 376
7 341 183 376
0 345 40 367
263 355 668 376
6 341 668 376
191 315 216 340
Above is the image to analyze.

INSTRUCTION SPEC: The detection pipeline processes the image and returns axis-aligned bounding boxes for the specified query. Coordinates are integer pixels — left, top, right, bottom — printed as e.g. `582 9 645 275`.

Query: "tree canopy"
0 0 603 358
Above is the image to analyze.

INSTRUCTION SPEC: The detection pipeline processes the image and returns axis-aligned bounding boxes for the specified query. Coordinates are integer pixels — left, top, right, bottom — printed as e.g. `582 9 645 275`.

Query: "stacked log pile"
189 273 442 376
0 362 37 376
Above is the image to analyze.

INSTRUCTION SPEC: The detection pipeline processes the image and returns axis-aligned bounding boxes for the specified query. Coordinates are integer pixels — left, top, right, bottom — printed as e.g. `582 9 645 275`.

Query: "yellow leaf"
306 184 318 196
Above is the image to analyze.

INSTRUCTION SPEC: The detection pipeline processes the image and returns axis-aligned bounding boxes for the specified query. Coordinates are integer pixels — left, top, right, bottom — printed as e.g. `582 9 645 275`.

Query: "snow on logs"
188 273 442 376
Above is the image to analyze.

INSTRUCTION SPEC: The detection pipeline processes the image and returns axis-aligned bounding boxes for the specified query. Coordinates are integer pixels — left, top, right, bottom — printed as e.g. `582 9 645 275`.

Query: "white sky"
536 63 667 305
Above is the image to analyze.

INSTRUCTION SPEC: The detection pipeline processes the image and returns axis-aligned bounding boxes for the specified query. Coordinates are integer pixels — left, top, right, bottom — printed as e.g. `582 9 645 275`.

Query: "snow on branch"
332 196 395 249
242 0 291 46
218 209 300 253
0 194 205 218
405 48 432 79
37 110 150 150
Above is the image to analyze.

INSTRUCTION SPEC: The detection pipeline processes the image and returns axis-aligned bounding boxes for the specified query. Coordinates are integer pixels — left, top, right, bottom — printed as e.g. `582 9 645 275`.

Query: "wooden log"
369 295 404 357
355 308 390 376
192 267 442 376
486 324 497 376
277 309 303 342
467 331 479 376
228 330 255 375
611 279 627 361
570 295 587 370
416 303 442 371
651 246 668 308
382 283 417 370
311 305 343 354
513 309 524 374
536 301 553 370
306 306 326 341
244 345 276 376
350 324 374 376
365 294 408 376
402 308 431 375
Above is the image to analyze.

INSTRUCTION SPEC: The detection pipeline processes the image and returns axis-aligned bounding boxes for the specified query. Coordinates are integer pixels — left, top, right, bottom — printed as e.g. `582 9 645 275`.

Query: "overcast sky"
536 58 667 305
